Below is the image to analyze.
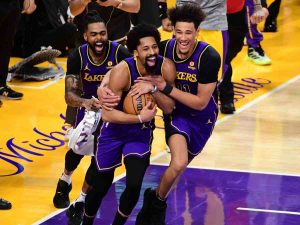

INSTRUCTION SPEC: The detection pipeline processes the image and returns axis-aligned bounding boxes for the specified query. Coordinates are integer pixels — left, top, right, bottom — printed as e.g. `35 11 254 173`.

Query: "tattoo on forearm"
65 75 84 107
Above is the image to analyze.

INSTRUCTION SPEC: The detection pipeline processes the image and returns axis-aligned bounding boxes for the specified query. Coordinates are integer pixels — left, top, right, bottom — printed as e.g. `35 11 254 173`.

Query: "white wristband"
138 115 143 123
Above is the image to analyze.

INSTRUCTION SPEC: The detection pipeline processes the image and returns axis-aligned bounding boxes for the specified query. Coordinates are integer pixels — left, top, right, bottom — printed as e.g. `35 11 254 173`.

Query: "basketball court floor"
0 1 299 224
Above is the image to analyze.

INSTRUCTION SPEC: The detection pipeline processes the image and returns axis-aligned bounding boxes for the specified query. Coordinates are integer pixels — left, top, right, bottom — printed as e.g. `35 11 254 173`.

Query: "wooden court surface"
0 1 299 224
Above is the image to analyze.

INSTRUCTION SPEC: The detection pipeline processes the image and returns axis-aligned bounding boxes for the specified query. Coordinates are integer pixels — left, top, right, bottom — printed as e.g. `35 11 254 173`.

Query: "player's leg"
112 155 150 225
138 134 188 225
0 1 23 100
264 0 281 32
219 7 248 114
157 134 189 199
82 169 115 225
53 149 84 208
66 158 94 225
246 0 272 65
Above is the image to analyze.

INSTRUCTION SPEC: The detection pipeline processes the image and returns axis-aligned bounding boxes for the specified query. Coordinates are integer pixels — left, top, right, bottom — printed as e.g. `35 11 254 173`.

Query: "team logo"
107 61 113 68
188 61 196 70
84 64 89 71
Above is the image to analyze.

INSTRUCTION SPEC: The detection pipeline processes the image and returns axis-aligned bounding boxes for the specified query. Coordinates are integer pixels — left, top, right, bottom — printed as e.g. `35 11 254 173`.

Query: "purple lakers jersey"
75 41 120 126
98 55 165 138
164 38 218 116
79 41 121 99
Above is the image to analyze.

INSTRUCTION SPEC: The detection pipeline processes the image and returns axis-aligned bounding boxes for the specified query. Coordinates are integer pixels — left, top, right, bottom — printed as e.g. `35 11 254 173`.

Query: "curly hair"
126 24 161 53
169 3 206 29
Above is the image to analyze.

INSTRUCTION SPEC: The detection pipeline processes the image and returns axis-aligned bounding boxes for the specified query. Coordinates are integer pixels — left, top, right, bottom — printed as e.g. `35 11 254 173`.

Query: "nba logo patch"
188 61 196 70
107 61 113 69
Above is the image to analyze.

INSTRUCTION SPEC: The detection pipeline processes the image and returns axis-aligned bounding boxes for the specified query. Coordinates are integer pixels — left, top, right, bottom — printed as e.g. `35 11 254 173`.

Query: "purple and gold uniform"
95 56 165 171
74 41 122 127
163 38 219 156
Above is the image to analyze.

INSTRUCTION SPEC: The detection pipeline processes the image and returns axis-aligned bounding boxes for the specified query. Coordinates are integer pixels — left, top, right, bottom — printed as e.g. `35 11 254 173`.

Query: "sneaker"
263 20 277 32
0 85 23 99
136 188 155 225
149 195 167 225
247 46 272 65
0 198 12 210
66 202 84 225
220 102 235 114
53 179 72 208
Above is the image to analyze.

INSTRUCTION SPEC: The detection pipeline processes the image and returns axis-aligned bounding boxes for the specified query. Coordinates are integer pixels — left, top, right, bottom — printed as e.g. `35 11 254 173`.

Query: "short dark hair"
169 3 206 29
126 24 161 53
83 10 105 31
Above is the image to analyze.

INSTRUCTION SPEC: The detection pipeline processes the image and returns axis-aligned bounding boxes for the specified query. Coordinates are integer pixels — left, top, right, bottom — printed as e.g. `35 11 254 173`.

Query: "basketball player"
64 0 140 137
134 4 220 224
52 11 130 224
82 24 176 225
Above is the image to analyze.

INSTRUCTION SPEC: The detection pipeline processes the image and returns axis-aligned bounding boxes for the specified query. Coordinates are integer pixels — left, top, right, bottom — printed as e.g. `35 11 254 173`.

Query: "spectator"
0 0 36 105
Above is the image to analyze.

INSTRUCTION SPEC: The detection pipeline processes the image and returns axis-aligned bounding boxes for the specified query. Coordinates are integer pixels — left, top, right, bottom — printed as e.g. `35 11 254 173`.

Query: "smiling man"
52 10 131 225
82 24 176 225
135 4 221 225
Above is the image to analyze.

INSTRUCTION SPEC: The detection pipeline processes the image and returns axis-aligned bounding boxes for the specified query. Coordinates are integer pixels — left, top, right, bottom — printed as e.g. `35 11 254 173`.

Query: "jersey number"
176 83 191 93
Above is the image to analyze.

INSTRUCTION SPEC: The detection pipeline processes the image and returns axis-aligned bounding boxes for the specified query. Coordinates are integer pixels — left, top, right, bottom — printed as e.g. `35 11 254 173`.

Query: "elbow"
132 2 141 13
102 110 114 123
101 112 110 122
196 102 209 111
163 105 175 115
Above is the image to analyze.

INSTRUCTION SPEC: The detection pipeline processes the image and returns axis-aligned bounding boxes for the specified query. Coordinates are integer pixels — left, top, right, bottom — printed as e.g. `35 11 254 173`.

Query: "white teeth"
179 42 188 46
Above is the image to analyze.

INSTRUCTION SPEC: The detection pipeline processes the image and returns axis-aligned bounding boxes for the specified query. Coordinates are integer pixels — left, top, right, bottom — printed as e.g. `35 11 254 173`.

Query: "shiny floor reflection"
41 165 300 225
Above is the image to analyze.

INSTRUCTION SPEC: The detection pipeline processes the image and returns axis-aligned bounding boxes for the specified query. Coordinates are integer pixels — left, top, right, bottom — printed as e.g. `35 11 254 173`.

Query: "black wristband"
158 2 168 20
161 84 173 95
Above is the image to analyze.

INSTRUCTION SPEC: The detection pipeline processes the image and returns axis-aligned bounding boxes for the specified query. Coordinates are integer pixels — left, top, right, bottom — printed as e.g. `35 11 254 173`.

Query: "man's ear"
84 32 87 42
196 27 200 37
134 50 138 58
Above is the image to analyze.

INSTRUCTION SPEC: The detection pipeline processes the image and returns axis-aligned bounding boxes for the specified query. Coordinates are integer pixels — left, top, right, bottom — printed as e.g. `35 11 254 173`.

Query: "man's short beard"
144 55 158 75
145 63 157 74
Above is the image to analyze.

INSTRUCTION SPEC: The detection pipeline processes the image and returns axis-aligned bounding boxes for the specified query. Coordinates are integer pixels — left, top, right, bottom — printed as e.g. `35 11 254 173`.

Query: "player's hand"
128 81 154 97
136 76 167 91
97 86 120 111
82 97 101 111
251 6 268 24
161 18 173 32
22 0 37 14
139 102 157 122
